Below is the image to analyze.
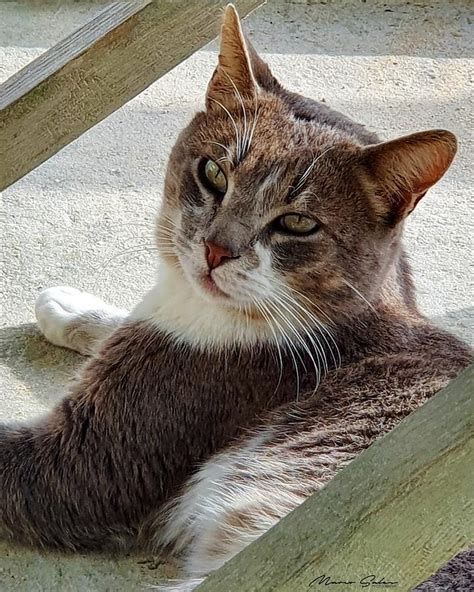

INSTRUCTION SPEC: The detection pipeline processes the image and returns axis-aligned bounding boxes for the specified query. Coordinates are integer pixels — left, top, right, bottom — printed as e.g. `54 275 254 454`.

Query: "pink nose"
204 240 234 270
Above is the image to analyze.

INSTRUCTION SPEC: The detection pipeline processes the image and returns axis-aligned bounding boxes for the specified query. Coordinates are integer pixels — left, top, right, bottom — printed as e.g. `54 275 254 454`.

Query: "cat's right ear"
206 4 258 108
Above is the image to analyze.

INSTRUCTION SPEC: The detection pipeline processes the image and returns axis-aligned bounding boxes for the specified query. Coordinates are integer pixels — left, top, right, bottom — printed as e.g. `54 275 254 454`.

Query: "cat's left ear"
361 130 457 224
206 4 257 108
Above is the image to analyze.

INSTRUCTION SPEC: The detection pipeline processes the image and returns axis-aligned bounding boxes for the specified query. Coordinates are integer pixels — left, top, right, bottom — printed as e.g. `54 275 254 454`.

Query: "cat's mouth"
199 273 230 299
177 255 233 303
176 250 260 308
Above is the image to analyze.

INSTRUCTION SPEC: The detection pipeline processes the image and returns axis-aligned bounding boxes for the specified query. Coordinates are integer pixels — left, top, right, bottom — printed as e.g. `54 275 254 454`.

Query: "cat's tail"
0 420 51 546
0 413 135 550
0 419 76 548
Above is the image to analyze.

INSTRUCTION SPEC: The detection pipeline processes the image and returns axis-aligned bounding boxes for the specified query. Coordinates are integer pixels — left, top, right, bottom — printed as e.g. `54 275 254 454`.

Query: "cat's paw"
35 286 122 353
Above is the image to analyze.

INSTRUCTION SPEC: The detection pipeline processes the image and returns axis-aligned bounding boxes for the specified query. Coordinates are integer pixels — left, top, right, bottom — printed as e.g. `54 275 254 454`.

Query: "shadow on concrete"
0 323 83 409
0 537 167 591
1 0 472 58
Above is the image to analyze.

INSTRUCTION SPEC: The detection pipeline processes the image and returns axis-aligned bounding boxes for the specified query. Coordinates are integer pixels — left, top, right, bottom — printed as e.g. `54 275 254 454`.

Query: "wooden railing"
0 0 262 191
198 365 473 591
1 3 472 591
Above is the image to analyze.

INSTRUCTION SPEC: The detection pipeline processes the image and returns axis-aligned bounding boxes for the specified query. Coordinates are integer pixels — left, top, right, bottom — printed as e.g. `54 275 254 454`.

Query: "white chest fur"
130 264 274 350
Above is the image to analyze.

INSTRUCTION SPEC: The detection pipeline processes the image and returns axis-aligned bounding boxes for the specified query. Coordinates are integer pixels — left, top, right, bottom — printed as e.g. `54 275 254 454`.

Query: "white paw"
35 286 112 349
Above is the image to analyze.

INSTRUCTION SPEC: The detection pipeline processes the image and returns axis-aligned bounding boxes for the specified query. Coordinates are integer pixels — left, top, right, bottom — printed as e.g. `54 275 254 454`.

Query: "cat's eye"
277 214 319 235
201 159 227 195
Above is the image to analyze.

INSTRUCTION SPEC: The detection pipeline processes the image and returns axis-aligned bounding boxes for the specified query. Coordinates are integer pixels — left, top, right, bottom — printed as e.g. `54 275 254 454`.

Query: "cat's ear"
206 4 257 108
246 37 281 93
361 130 457 224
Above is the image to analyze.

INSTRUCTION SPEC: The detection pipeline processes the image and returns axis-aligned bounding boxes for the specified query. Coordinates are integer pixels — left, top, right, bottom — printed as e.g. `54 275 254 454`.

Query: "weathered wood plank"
198 365 474 591
0 0 263 191
0 1 151 108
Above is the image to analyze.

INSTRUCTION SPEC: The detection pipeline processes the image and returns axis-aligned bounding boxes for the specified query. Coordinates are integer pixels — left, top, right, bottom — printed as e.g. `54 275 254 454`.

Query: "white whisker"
252 298 284 397
217 156 233 165
208 140 233 163
267 282 328 378
208 97 242 165
208 71 259 164
248 273 341 377
245 92 260 155
268 293 322 394
272 290 326 377
259 299 302 399
220 68 247 163
284 284 341 369
341 277 377 315
291 146 335 195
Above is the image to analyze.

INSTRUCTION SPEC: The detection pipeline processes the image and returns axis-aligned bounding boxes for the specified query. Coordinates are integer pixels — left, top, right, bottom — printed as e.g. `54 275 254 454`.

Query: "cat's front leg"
35 286 128 355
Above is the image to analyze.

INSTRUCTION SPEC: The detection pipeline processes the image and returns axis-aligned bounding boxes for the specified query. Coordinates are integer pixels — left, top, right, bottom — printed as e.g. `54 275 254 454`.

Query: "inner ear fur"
206 4 257 108
361 130 457 224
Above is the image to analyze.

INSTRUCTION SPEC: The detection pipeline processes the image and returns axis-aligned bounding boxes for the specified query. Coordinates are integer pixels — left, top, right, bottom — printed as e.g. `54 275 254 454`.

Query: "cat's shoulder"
324 322 471 407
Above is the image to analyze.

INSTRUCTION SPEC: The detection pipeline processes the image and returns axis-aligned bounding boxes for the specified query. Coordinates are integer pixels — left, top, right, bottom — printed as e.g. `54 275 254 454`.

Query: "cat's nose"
204 240 237 270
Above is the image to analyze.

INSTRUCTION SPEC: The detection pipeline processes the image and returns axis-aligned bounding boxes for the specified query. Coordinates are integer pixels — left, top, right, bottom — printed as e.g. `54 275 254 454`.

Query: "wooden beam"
0 0 263 191
198 365 474 591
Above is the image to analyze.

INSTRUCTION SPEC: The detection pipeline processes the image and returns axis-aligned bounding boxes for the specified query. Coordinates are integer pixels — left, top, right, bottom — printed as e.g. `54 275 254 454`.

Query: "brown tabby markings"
0 4 471 590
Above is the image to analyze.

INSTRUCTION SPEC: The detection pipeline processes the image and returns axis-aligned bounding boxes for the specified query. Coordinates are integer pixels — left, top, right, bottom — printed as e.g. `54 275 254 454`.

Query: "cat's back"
263 322 471 461
330 321 469 414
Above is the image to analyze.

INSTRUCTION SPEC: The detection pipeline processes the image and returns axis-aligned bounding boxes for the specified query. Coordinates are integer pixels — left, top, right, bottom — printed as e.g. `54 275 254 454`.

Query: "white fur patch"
255 168 283 199
35 286 127 353
131 261 278 350
155 425 311 581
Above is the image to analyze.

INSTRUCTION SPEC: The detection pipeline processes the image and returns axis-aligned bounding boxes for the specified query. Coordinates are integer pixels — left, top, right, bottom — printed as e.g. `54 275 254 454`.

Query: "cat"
1 5 471 591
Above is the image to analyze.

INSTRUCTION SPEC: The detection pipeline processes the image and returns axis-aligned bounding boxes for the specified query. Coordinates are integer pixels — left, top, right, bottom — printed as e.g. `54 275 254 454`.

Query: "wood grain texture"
0 0 263 191
198 365 474 592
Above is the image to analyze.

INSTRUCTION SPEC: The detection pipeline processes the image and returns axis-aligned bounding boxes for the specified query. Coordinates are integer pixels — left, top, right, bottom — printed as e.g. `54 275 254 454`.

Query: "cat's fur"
1 5 471 590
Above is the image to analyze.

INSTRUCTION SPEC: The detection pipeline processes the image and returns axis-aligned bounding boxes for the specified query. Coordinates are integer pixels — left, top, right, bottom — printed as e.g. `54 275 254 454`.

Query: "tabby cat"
1 5 471 590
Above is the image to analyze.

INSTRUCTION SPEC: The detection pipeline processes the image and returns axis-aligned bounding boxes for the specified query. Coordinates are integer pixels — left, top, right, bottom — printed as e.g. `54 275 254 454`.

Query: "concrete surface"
0 0 473 589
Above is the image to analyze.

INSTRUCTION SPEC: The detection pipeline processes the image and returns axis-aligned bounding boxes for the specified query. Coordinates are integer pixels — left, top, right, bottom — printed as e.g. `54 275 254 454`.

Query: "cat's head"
157 5 456 333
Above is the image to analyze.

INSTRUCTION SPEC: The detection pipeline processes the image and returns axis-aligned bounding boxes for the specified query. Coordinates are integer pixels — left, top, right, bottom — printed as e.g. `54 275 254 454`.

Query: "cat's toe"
35 286 106 349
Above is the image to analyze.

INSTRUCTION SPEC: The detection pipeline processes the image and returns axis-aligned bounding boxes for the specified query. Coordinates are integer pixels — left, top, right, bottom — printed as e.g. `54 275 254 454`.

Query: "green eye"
277 214 318 235
203 159 227 194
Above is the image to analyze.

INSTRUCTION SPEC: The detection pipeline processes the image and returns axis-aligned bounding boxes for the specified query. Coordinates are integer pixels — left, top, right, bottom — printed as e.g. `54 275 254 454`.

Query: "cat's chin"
198 274 230 299
181 267 238 308
189 273 259 315
193 276 248 312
